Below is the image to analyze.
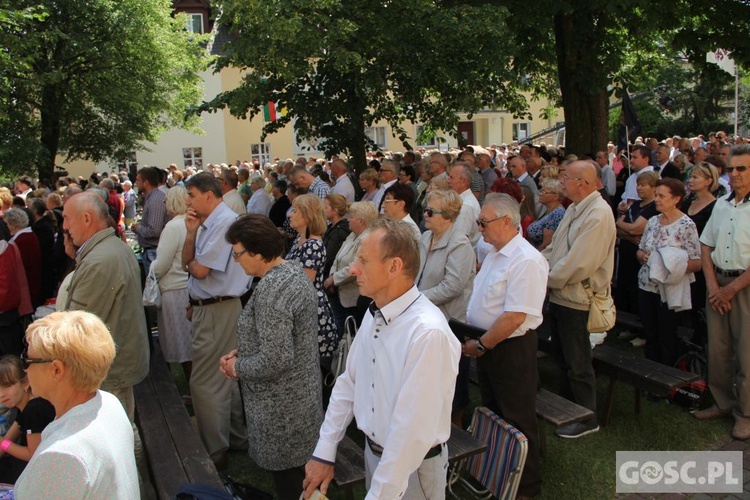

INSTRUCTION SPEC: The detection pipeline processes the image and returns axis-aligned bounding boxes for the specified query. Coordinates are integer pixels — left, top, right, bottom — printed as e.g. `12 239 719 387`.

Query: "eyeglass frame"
231 249 249 261
476 216 505 228
726 166 749 174
423 207 443 217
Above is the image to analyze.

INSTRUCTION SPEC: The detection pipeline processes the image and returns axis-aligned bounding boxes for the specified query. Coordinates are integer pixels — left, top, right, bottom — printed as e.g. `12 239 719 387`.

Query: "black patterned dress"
286 238 339 357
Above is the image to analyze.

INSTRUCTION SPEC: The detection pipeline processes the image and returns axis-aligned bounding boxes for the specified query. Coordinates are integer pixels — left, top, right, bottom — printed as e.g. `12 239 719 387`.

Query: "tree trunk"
344 74 368 174
38 83 63 181
554 12 609 156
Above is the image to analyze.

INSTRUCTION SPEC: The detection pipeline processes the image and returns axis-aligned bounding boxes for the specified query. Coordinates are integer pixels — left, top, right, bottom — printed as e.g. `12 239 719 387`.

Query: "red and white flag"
706 48 736 76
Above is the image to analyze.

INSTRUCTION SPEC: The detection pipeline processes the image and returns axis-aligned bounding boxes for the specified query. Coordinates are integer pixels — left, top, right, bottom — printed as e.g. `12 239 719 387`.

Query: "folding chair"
457 407 528 500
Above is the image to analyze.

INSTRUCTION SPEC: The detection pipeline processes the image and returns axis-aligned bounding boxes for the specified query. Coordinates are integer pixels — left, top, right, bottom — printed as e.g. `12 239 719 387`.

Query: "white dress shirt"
620 166 654 203
332 173 356 202
455 189 480 248
313 285 460 499
467 233 548 338
246 188 272 216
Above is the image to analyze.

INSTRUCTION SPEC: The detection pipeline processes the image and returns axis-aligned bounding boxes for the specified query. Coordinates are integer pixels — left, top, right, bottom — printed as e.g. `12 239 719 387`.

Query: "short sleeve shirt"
16 397 56 446
638 214 701 293
700 192 750 270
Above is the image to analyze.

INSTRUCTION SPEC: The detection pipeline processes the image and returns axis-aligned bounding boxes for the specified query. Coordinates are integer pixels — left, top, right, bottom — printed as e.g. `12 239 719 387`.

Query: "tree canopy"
0 0 207 180
202 0 536 171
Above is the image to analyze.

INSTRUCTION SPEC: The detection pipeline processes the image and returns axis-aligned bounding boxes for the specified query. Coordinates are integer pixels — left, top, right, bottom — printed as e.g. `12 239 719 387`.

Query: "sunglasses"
726 166 749 173
20 347 55 370
476 216 504 228
423 208 443 217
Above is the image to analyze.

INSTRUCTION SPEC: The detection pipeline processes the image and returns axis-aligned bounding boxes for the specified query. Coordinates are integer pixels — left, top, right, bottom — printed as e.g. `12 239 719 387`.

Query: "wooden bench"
592 345 700 426
535 388 594 454
332 424 487 499
134 345 224 499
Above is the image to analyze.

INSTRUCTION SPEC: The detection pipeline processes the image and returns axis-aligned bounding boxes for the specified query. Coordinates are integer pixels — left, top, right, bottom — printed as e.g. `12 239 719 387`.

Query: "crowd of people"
0 128 748 499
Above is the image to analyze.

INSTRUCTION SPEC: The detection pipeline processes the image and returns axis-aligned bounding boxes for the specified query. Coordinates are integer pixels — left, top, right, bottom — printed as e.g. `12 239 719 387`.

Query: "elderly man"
448 162 480 247
246 177 272 216
303 219 461 500
694 144 750 440
543 161 615 438
182 172 251 469
373 159 399 211
290 165 330 199
655 143 681 179
237 168 252 205
594 151 616 197
426 152 449 181
463 193 548 498
476 148 498 196
330 159 356 202
220 169 247 215
132 166 168 275
62 192 150 489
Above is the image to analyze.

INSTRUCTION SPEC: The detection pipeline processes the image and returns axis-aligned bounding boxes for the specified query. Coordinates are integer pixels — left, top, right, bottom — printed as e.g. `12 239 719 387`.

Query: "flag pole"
735 68 740 137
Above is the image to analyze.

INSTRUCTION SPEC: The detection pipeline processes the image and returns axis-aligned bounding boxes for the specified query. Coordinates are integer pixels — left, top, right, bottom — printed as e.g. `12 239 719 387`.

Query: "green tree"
0 0 207 180
202 0 532 171
500 0 750 155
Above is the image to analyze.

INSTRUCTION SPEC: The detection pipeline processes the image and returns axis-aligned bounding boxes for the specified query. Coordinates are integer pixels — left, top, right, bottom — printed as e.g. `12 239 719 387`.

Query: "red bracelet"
0 439 11 452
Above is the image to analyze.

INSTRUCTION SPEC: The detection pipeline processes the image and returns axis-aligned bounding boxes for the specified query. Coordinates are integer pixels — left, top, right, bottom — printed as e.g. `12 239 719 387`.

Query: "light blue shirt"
188 202 251 299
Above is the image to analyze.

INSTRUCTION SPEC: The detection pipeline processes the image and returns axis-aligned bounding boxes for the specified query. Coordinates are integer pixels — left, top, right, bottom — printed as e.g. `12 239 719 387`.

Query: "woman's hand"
219 349 239 380
323 275 335 293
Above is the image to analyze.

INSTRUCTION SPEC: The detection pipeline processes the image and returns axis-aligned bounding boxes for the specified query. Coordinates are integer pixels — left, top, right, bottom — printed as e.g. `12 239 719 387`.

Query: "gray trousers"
364 442 448 499
706 274 750 417
190 299 248 459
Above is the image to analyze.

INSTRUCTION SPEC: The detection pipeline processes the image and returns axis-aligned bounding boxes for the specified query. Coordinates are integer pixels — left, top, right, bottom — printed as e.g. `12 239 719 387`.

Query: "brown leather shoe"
693 405 731 421
733 417 750 440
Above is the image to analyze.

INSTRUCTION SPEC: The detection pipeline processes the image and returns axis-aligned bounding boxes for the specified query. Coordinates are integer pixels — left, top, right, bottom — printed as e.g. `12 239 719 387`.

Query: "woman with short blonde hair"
425 190 462 222
358 168 380 202
15 311 139 498
287 194 338 358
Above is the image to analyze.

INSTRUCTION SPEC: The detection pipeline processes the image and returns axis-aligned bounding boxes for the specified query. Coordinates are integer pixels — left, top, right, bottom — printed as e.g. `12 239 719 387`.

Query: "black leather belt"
366 436 444 459
189 295 237 307
715 267 745 278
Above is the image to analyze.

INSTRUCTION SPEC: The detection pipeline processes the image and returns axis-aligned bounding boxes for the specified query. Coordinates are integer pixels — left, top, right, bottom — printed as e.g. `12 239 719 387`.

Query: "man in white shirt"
463 194 548 498
15 176 34 200
448 162 480 247
246 177 272 216
619 145 654 208
220 169 247 216
303 219 461 499
373 160 399 212
595 151 616 197
330 159 356 202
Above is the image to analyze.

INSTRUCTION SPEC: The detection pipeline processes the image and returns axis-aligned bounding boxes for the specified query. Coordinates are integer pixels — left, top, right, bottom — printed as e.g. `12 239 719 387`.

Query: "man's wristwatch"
475 338 488 353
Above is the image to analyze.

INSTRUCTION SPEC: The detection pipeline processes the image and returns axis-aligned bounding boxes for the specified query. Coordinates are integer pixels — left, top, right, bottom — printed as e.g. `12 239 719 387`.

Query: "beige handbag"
582 279 616 333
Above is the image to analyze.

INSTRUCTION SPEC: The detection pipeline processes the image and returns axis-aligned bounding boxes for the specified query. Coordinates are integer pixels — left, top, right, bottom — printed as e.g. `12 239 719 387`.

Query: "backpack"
669 348 709 409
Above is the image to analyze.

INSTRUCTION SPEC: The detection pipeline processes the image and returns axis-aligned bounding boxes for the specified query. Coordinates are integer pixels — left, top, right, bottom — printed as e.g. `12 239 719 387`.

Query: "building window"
251 143 271 166
512 122 530 141
182 147 203 169
416 125 437 147
116 152 138 172
186 13 203 34
365 126 387 150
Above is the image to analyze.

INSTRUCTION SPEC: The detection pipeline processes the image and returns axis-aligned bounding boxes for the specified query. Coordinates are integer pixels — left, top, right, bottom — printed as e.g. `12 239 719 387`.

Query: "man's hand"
185 207 201 233
302 459 335 499
708 286 734 315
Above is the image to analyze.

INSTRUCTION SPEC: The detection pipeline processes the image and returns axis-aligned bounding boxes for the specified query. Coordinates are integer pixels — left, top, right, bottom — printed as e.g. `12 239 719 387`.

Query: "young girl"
0 355 55 484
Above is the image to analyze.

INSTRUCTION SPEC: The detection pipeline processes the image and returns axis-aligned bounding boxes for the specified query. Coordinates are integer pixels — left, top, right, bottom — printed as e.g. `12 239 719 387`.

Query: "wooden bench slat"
535 388 593 427
148 352 223 489
134 374 190 499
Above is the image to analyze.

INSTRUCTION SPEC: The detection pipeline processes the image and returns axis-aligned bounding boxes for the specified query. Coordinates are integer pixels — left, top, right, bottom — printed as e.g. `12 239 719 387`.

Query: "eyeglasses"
424 208 443 217
561 175 589 184
380 169 394 174
726 166 749 173
476 216 504 228
20 347 55 370
382 199 398 203
231 249 248 260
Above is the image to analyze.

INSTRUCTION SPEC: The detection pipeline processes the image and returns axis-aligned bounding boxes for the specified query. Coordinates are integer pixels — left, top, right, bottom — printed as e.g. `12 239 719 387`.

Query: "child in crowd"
0 355 55 484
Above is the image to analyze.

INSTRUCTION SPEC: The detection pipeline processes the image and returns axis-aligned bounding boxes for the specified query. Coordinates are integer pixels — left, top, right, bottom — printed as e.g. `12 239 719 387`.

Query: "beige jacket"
543 191 616 311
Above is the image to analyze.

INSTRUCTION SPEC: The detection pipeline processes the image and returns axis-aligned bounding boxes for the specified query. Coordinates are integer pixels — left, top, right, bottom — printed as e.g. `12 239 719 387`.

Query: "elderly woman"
220 215 322 500
381 183 421 240
417 190 476 426
322 194 351 278
286 194 338 358
526 178 565 251
14 311 138 498
636 178 701 370
323 201 379 333
358 168 380 202
151 185 192 380
3 208 42 308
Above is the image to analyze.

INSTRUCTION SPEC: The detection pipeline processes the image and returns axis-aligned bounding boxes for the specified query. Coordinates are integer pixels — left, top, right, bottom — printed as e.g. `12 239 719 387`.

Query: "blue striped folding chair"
459 406 528 500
